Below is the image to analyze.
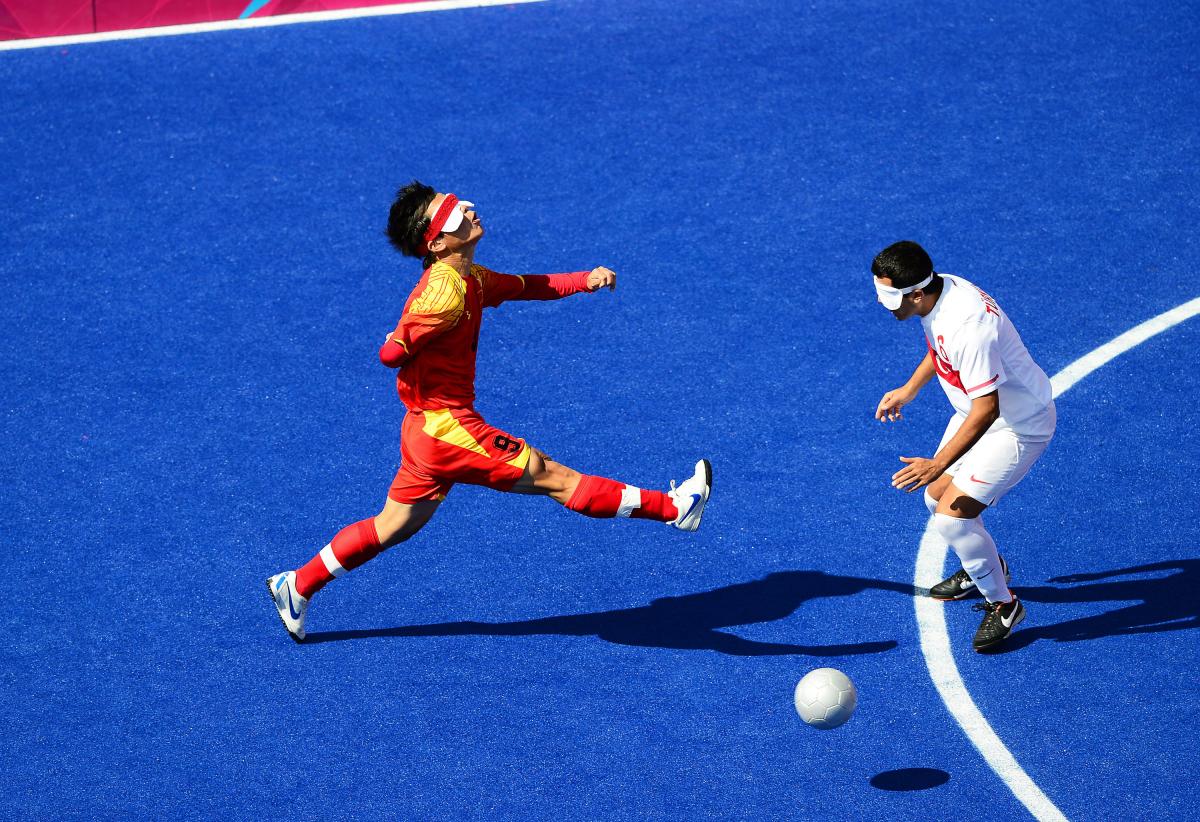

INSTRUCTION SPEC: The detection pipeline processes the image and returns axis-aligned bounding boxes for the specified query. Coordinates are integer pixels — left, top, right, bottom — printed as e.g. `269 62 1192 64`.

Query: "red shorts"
388 407 532 503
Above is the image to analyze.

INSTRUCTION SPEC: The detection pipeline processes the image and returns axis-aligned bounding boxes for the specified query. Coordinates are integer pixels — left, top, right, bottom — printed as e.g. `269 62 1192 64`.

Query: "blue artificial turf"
1 1 1198 819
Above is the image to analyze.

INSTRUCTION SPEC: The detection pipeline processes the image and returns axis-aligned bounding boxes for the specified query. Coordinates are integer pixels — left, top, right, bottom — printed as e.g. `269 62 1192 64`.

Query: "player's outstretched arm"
521 266 616 297
478 265 616 307
876 351 935 422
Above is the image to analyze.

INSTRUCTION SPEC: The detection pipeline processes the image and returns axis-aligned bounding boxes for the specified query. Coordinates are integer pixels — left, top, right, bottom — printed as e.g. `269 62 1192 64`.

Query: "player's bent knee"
372 509 405 546
374 498 439 547
934 485 987 520
932 512 968 541
518 449 578 495
523 447 547 481
541 459 581 495
923 490 939 516
926 473 953 502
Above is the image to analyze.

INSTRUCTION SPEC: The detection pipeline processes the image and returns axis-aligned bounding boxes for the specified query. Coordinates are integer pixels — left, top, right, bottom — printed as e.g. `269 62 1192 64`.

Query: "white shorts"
937 415 1051 506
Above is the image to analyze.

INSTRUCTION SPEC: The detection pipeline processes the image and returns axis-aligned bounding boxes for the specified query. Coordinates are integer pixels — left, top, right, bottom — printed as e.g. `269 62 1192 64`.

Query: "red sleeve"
475 265 591 308
519 271 592 300
379 335 409 367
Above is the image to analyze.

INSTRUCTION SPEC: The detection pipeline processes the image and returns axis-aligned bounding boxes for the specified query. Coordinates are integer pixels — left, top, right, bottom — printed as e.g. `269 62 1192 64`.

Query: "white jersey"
920 274 1055 441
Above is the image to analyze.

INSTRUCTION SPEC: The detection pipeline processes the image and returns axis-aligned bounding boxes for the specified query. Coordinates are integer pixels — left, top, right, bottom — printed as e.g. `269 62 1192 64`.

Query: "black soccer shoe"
929 555 1010 601
972 597 1025 652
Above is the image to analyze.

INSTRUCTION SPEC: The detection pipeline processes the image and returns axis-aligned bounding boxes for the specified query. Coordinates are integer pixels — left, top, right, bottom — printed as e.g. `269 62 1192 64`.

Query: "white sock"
923 491 939 516
616 484 641 518
932 513 1012 603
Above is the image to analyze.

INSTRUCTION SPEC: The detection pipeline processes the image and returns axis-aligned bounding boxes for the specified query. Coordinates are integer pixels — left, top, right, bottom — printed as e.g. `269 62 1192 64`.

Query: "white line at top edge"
0 0 546 52
915 294 1200 822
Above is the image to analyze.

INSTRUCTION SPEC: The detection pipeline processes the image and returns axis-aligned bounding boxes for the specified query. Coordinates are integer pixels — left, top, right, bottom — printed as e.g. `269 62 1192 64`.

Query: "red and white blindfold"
419 195 475 254
874 272 933 310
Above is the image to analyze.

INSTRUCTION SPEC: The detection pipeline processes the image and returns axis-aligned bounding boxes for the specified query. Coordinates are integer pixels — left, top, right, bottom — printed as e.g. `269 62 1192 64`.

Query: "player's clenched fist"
586 267 617 292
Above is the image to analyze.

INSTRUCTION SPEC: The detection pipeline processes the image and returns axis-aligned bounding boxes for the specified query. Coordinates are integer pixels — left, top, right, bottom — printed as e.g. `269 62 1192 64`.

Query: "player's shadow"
304 570 914 656
995 558 1200 653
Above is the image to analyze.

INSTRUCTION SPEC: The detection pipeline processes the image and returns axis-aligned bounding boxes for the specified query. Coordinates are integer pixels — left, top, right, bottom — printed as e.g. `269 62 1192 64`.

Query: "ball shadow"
869 767 951 791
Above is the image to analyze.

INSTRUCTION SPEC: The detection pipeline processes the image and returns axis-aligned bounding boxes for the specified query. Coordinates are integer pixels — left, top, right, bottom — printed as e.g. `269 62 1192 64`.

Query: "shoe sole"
681 459 712 532
265 577 305 644
973 605 1025 652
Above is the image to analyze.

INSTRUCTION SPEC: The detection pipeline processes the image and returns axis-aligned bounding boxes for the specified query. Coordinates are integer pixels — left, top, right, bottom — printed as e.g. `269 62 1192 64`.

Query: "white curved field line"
915 295 1200 822
0 0 544 52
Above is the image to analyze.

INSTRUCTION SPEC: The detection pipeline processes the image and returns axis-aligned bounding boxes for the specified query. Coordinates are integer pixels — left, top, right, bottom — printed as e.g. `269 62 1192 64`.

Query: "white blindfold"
874 273 933 310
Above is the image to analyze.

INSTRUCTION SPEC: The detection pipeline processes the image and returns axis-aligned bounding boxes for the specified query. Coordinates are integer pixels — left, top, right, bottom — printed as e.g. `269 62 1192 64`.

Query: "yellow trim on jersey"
421 409 490 457
468 263 488 302
409 262 466 321
506 442 531 471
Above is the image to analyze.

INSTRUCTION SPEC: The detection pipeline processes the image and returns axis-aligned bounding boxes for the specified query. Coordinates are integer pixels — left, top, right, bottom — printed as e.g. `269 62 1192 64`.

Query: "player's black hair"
386 180 437 261
871 240 944 294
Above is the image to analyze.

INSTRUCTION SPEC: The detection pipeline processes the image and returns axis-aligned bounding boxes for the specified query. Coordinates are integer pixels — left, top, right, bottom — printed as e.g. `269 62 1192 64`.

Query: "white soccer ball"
793 667 857 729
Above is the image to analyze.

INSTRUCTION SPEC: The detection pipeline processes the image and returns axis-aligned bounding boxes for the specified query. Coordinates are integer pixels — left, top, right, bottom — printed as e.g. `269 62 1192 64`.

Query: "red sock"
294 518 382 598
565 475 678 523
631 489 677 522
564 475 622 517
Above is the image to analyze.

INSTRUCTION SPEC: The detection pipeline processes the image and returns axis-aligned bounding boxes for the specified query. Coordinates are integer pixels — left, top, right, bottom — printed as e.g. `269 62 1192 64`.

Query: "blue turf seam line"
0 0 546 52
914 295 1200 822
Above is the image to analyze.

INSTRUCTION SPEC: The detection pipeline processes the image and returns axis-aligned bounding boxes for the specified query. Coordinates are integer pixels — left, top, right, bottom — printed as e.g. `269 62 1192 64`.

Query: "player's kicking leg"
267 496 442 642
511 448 712 532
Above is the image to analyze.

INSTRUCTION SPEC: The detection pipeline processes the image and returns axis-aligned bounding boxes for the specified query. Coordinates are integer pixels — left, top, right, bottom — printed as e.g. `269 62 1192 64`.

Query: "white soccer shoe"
667 459 712 532
267 571 308 643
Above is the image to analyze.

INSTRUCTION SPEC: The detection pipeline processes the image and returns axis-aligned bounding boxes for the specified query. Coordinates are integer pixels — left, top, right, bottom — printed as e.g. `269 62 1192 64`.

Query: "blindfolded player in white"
872 241 1055 652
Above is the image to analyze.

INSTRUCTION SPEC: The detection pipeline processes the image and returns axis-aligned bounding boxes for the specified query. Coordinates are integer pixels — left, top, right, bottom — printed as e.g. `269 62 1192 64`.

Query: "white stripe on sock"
616 485 641 518
319 544 346 577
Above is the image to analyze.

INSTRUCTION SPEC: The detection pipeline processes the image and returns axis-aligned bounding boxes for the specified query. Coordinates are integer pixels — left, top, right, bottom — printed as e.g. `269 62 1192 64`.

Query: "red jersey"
379 262 590 411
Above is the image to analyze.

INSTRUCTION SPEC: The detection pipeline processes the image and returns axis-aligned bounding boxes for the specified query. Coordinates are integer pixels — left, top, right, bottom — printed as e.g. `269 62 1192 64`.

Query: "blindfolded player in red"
268 182 711 641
